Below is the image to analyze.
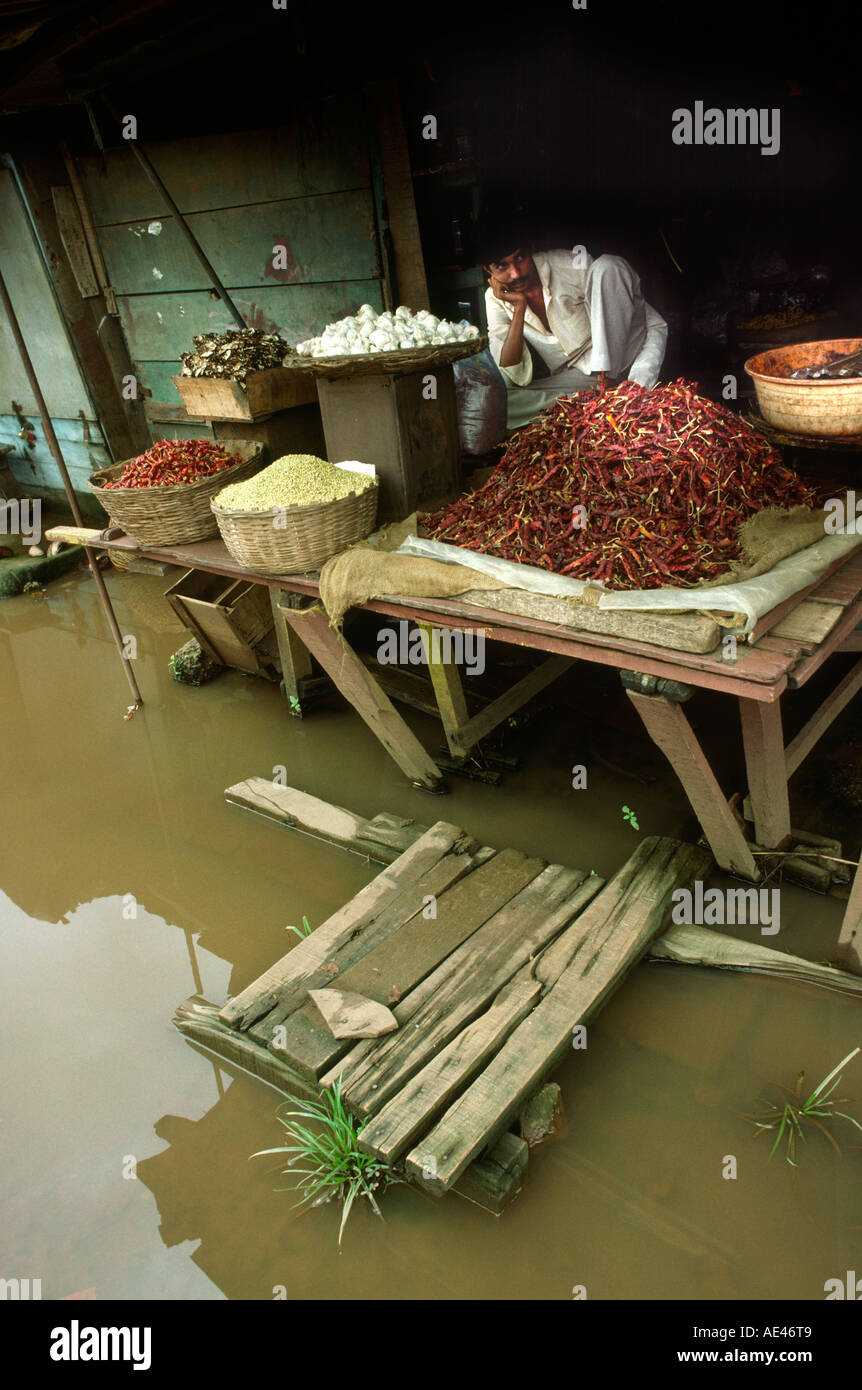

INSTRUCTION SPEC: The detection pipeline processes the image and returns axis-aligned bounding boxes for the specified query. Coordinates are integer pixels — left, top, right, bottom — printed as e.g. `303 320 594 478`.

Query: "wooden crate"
165 568 276 677
172 367 317 422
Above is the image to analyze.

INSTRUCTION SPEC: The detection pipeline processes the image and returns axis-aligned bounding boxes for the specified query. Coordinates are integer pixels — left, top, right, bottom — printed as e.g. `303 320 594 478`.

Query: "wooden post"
270 592 314 716
417 622 470 756
738 698 792 849
838 863 862 975
280 604 444 791
626 688 759 880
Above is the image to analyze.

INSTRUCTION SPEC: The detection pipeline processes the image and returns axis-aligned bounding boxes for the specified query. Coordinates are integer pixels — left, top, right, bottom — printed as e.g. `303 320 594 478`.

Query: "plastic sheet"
397 530 862 634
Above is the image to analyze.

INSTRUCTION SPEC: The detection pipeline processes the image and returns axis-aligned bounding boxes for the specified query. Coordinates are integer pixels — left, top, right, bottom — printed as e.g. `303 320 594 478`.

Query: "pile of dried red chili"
424 379 818 589
104 439 241 489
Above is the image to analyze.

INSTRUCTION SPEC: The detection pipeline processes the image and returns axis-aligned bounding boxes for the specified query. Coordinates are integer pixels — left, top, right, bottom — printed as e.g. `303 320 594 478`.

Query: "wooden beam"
448 654 572 756
280 604 444 790
784 658 862 779
626 691 760 880
738 698 792 850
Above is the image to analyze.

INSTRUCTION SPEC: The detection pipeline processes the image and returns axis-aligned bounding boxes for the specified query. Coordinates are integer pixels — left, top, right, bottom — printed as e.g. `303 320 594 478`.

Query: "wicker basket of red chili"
88 439 265 546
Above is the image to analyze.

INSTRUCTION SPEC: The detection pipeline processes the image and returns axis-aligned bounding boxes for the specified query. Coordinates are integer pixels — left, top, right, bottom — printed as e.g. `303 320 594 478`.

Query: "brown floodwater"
1 562 861 1300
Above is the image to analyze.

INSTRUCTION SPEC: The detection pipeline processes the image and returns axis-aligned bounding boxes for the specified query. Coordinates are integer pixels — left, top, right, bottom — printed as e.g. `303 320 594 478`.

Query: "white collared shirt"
485 248 667 389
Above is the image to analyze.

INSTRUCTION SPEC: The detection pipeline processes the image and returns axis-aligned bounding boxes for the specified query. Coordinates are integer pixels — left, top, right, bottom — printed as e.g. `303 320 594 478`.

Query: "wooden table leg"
281 605 444 791
270 591 314 717
738 697 792 850
838 861 862 975
417 622 470 757
627 688 759 880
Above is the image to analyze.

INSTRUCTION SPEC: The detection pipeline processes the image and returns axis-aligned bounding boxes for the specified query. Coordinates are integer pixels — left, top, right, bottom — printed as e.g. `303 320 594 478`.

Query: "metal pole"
102 98 246 329
0 265 144 708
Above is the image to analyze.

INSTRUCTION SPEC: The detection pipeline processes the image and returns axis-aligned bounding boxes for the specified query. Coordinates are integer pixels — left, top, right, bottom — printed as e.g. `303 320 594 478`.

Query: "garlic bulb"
299 305 481 358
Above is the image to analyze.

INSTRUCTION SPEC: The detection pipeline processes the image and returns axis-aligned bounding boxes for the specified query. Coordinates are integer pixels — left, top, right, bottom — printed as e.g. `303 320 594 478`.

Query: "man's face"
485 247 536 290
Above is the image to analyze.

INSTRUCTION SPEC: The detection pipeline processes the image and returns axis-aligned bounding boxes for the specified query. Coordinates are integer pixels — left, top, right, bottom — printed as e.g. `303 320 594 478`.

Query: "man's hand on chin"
488 274 528 310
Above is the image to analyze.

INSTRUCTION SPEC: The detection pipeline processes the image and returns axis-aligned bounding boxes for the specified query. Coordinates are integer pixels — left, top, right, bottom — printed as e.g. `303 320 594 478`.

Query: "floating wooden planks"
190 789 712 1201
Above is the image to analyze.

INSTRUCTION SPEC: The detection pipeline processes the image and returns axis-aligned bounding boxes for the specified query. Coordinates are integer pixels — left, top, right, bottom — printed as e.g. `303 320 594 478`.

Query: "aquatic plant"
251 1076 398 1245
285 914 312 940
622 805 640 830
745 1046 862 1166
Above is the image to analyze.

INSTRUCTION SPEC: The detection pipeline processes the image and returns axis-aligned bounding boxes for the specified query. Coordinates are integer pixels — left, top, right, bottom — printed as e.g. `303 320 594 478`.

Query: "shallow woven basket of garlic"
294 304 481 359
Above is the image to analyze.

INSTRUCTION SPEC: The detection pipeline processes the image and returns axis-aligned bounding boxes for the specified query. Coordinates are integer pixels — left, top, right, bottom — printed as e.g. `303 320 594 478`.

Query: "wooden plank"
627 691 760 880
174 1002 525 1217
51 186 99 297
455 585 722 656
839 629 862 652
745 547 856 643
784 658 862 780
768 598 845 648
331 866 602 1114
283 604 444 790
651 922 862 992
357 972 542 1164
220 820 476 1027
738 698 792 850
405 837 712 1192
251 844 495 1049
363 594 791 699
787 594 862 688
269 848 546 1080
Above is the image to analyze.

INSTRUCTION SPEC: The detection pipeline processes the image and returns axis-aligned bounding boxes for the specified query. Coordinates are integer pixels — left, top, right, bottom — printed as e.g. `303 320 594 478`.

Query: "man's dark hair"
476 216 531 269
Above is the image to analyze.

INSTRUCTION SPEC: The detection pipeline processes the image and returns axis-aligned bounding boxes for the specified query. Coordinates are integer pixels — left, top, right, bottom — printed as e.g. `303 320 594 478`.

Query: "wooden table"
48 526 862 936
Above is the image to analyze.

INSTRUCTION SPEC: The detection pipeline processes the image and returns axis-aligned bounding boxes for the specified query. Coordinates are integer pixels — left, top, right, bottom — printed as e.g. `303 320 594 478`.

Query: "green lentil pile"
215 454 374 511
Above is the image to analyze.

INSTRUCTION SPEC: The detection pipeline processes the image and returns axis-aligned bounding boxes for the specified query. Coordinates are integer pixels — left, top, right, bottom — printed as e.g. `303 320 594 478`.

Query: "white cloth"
484 249 668 429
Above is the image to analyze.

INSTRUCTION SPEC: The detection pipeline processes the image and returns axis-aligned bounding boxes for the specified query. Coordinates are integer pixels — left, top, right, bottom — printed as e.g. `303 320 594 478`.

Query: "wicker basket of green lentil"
211 454 378 572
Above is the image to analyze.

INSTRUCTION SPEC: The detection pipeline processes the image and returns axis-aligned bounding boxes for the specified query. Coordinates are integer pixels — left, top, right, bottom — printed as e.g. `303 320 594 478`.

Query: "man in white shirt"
482 238 668 430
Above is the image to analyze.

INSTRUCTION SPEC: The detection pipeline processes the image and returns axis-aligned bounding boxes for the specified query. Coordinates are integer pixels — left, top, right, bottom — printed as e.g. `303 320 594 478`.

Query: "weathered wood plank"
650 922 862 992
405 837 712 1192
453 586 722 655
357 971 541 1164
250 844 494 1048
220 820 475 1027
417 621 469 756
224 777 425 863
270 848 546 1080
838 864 862 976
768 598 845 648
330 866 603 1114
